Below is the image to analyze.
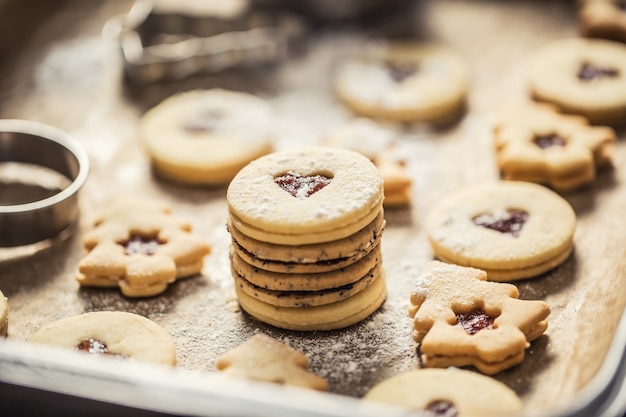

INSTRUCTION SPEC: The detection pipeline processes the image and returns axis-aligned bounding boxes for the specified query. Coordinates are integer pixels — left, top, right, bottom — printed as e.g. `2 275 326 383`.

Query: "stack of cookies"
226 147 387 331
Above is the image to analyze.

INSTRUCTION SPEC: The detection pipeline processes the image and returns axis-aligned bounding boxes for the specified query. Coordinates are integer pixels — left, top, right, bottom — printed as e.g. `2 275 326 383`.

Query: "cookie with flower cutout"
216 334 328 391
76 197 211 297
322 118 412 207
494 102 615 192
409 261 550 375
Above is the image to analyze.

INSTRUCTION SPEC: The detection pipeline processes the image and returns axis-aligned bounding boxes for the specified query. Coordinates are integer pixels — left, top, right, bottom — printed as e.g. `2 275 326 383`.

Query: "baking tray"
1 0 626 416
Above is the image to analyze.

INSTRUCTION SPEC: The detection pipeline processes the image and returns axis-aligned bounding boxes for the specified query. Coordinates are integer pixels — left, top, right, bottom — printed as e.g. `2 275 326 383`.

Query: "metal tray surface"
1 0 626 416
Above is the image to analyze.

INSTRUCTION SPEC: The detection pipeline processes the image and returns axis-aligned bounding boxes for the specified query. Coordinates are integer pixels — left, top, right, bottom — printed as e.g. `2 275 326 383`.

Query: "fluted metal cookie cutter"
106 0 308 84
0 120 89 248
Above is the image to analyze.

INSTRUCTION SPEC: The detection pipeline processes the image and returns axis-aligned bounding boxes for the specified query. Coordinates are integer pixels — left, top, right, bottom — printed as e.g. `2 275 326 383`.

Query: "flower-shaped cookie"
409 261 550 374
322 118 413 207
494 102 615 192
216 334 328 390
77 197 211 297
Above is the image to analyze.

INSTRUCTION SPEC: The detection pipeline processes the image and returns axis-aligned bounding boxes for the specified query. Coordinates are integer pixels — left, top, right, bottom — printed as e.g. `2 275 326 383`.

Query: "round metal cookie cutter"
0 119 89 247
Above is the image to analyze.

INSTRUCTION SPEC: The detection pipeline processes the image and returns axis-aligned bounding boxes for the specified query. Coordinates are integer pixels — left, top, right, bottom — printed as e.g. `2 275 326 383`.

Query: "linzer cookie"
322 118 412 207
76 197 211 297
409 261 550 374
29 311 177 365
494 102 615 192
364 368 523 415
139 88 274 185
528 37 626 125
0 290 7 337
426 181 576 281
226 147 387 331
333 41 469 124
579 0 626 44
216 334 328 390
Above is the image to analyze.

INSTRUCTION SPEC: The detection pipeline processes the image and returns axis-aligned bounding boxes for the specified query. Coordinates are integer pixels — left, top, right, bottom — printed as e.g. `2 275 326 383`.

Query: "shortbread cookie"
29 311 177 365
230 245 381 291
409 261 550 374
0 290 8 337
236 271 387 331
579 0 626 43
77 197 211 297
364 368 523 415
322 118 412 207
228 209 385 265
528 37 626 125
139 89 274 185
494 102 615 192
426 181 576 281
216 334 328 391
233 262 382 307
227 147 384 245
334 42 469 124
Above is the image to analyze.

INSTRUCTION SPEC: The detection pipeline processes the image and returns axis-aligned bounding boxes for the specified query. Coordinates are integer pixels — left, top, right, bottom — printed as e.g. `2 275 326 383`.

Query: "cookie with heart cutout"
226 147 384 245
528 37 626 125
425 181 576 281
139 88 275 186
29 311 177 365
364 368 523 415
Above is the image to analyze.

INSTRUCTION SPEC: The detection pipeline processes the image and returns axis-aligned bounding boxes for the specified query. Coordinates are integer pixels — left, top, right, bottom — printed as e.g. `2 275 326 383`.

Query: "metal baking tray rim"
1 302 625 417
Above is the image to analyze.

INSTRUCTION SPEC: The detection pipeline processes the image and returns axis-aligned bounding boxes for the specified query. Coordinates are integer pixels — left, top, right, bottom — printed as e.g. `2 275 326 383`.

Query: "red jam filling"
123 235 161 256
577 62 620 82
274 172 332 198
76 338 121 356
425 400 458 417
533 133 567 149
455 310 495 335
183 109 224 133
385 60 418 83
472 209 528 238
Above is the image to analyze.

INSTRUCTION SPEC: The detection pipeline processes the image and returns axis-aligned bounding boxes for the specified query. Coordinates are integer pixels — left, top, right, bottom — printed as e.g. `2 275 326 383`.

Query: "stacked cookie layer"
226 147 387 331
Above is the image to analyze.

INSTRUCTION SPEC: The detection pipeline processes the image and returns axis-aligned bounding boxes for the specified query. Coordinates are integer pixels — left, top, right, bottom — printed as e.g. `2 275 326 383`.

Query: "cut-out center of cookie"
455 310 495 335
472 209 529 238
424 400 458 417
577 62 620 82
182 109 225 133
123 235 162 256
385 60 419 83
533 133 567 149
273 171 332 199
76 338 123 357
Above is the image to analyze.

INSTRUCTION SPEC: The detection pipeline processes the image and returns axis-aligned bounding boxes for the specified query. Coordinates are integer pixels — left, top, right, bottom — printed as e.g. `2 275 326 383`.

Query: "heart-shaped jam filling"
385 60 419 83
183 109 225 133
274 171 332 198
472 209 528 238
123 235 161 256
424 400 458 417
76 338 124 357
577 62 620 82
455 310 495 335
534 133 567 149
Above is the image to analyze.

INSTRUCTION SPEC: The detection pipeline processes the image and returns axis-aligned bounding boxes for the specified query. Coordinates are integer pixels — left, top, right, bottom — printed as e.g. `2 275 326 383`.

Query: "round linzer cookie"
139 88 274 185
235 271 387 331
29 311 177 366
333 42 469 124
528 37 626 125
363 369 523 415
230 245 381 291
226 147 384 245
0 290 8 337
233 261 382 307
228 210 385 265
426 181 576 281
